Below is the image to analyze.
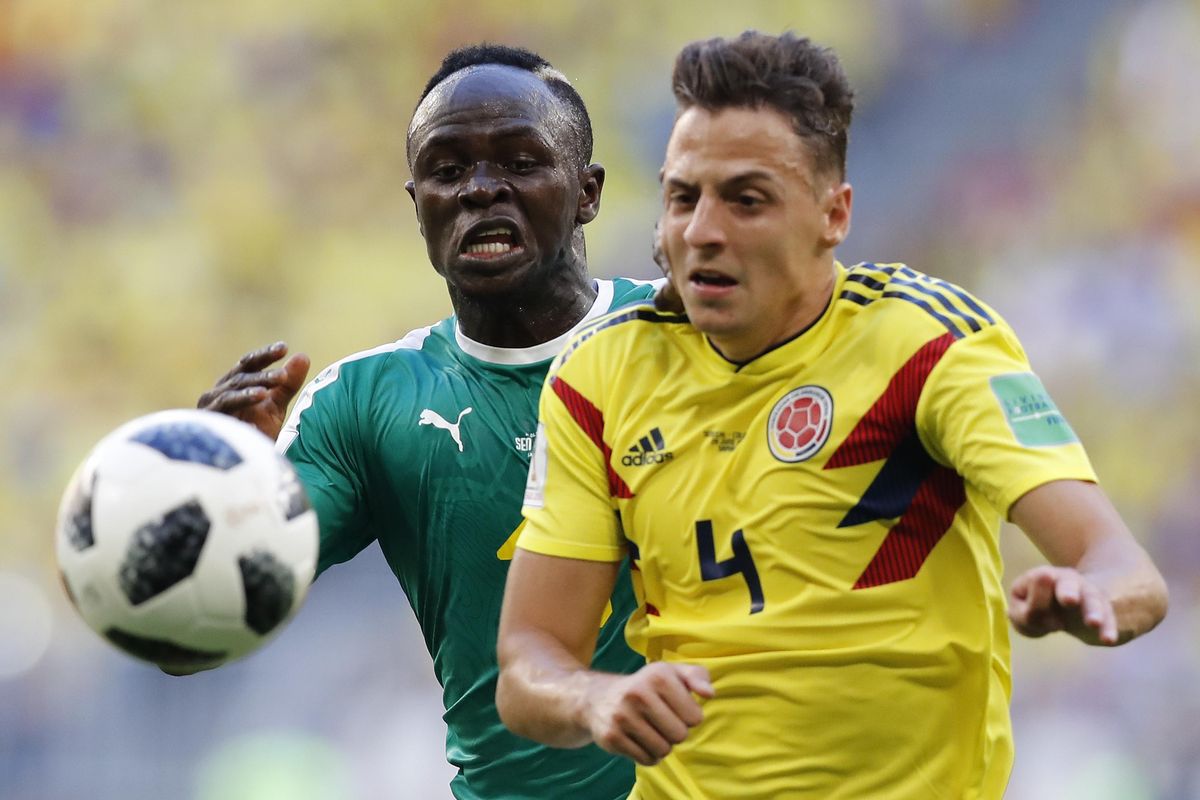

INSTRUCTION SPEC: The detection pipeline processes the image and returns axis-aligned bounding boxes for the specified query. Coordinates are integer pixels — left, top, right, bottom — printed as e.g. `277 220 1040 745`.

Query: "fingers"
233 341 290 378
1078 581 1119 644
1008 566 1119 645
199 343 308 414
588 662 713 766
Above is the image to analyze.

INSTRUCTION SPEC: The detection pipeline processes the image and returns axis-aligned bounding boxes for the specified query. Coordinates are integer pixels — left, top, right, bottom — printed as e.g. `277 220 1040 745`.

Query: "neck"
451 262 597 349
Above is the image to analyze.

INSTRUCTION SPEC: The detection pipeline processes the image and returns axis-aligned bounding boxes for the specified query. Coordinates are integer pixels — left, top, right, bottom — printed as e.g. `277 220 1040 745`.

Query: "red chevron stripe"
853 465 965 588
825 332 957 469
550 376 633 499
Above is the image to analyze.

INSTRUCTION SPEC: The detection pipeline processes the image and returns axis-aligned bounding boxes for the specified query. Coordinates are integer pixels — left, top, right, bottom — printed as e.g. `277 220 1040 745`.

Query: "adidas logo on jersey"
622 427 674 466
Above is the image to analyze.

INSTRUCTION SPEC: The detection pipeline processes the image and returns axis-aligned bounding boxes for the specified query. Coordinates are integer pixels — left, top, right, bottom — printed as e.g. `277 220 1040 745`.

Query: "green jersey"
278 278 658 800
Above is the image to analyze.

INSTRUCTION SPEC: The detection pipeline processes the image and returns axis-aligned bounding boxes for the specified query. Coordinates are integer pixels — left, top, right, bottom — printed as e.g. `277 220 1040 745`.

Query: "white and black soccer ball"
55 409 319 673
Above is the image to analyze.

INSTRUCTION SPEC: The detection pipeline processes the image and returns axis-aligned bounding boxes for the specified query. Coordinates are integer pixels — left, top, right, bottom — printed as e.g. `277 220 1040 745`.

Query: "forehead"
663 106 812 185
409 65 570 153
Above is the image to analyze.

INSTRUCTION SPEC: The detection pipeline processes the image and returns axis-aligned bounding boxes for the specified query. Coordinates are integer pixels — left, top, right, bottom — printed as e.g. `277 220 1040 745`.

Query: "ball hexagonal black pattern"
104 627 226 669
130 422 243 470
119 498 210 606
238 550 295 635
62 473 96 551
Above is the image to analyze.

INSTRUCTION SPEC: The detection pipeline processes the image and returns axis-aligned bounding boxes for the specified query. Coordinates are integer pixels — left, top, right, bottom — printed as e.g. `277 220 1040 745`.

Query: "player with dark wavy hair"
197 44 657 800
497 31 1168 799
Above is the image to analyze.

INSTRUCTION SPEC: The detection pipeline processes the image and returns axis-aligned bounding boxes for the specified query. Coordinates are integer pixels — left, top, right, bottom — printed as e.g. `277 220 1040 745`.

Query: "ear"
405 180 424 234
575 163 605 225
819 181 852 248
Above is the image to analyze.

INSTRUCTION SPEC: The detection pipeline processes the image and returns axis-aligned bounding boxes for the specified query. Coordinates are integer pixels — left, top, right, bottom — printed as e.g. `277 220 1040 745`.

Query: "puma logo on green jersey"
419 407 473 452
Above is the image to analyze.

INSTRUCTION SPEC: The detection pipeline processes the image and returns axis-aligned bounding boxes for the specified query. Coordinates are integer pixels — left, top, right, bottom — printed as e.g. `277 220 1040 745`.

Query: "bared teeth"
466 241 515 255
463 226 519 256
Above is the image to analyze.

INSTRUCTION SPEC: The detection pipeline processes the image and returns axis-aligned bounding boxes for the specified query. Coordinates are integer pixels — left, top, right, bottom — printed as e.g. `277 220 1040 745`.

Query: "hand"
197 342 311 441
582 662 714 766
651 221 685 313
654 280 685 313
1008 565 1119 645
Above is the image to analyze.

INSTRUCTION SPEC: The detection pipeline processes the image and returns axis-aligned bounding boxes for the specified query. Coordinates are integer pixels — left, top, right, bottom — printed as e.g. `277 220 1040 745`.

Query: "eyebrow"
662 169 780 190
417 124 554 154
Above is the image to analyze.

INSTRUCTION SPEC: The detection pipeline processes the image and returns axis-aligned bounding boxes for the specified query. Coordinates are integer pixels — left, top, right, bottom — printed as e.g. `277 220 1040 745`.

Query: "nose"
459 163 511 208
682 195 726 251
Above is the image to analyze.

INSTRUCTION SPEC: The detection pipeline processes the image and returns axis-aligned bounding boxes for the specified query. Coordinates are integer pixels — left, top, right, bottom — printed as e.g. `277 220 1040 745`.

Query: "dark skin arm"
197 342 311 440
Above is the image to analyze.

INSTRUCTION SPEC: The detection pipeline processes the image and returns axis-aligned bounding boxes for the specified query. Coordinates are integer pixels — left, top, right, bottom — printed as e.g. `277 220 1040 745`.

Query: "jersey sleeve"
518 345 626 562
917 321 1098 516
277 363 376 575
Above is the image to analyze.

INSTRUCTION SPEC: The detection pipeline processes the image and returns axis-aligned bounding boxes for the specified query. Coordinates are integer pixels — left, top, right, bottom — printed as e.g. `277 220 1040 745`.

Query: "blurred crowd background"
2 0 1198 797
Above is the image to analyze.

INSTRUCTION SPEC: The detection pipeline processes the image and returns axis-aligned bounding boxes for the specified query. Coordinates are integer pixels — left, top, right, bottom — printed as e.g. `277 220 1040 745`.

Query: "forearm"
496 628 607 748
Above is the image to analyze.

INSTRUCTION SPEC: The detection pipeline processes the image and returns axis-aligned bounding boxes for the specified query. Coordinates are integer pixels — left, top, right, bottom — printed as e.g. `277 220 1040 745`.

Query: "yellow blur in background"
2 1 1199 798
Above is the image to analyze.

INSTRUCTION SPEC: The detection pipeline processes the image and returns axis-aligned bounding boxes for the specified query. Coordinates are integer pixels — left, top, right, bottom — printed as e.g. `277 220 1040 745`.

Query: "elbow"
1118 560 1170 644
1146 568 1169 633
494 666 521 735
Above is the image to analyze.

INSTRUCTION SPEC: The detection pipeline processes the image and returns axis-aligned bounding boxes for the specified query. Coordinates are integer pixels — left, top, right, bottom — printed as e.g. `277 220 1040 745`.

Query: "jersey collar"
700 263 848 376
454 279 615 366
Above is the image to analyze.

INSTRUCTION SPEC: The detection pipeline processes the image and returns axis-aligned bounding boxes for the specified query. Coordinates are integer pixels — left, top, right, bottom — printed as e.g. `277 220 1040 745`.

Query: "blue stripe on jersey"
888 277 982 333
559 306 688 367
841 264 995 340
880 290 966 339
838 431 936 528
844 272 886 292
898 267 996 325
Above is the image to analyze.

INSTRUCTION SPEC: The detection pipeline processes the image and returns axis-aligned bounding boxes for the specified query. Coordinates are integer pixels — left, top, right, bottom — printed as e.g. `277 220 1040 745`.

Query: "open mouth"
461 224 524 259
690 270 738 287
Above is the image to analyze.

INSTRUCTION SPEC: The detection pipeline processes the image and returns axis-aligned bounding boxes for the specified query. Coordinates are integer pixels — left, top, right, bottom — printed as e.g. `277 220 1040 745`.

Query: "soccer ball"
55 408 319 673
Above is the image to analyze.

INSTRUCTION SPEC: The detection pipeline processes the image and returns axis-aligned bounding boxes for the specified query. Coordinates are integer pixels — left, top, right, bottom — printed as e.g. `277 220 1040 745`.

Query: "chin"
448 261 538 298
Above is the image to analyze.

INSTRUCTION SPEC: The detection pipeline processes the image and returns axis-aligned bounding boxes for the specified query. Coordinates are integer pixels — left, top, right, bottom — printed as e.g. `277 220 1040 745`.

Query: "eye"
506 157 538 174
735 192 765 208
430 163 465 181
666 190 696 209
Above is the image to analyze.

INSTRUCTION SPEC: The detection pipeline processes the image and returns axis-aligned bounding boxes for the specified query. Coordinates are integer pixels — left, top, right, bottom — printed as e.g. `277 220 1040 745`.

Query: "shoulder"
604 275 667 309
310 322 447 389
552 301 688 375
278 322 453 450
836 262 1007 344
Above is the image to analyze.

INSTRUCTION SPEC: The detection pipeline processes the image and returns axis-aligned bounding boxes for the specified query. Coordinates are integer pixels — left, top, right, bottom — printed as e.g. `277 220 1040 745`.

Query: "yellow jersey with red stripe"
519 262 1097 799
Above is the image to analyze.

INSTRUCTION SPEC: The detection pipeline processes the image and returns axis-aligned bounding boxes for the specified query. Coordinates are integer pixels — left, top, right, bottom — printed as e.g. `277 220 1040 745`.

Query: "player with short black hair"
411 43 594 171
496 30 1168 799
199 43 656 800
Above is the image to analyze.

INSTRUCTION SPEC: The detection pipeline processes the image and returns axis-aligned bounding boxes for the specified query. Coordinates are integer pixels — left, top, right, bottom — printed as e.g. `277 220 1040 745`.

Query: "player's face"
659 106 851 361
406 66 601 297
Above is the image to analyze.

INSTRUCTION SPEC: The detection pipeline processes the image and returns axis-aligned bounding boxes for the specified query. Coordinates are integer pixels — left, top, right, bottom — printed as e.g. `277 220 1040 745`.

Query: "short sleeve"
518 351 625 563
278 364 376 575
917 322 1098 516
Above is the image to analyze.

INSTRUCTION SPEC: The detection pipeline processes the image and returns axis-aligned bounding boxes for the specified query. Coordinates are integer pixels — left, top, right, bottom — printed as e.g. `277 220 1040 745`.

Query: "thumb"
281 353 311 396
676 664 715 698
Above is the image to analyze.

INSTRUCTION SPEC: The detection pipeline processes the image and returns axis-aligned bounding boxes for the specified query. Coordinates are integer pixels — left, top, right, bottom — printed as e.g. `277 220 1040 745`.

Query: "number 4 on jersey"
695 520 764 614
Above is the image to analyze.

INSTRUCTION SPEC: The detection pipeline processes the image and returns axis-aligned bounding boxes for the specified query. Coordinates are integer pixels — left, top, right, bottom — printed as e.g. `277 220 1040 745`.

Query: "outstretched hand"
197 341 310 441
582 661 714 766
1008 565 1120 646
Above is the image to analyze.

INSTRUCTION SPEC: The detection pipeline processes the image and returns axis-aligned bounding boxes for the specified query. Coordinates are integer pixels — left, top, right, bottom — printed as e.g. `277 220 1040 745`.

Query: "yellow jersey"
519 262 1097 799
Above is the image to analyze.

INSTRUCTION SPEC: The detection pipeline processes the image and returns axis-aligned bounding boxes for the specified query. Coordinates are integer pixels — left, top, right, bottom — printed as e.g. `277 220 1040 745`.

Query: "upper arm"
280 365 376 574
917 323 1097 514
499 549 620 668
